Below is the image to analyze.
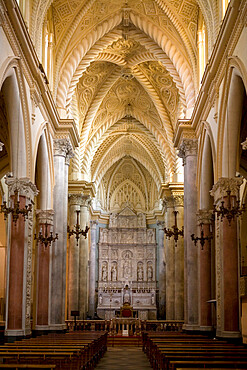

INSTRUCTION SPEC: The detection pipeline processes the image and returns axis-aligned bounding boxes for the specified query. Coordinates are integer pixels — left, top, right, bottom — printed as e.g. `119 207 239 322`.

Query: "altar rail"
65 319 184 335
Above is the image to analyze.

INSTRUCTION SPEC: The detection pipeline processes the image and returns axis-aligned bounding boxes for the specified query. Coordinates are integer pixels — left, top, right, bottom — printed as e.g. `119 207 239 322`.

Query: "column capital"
5 176 38 200
68 193 91 207
36 209 54 225
53 138 74 161
173 195 184 207
178 138 198 165
197 209 213 225
90 220 98 229
210 177 243 203
163 196 174 210
157 220 165 229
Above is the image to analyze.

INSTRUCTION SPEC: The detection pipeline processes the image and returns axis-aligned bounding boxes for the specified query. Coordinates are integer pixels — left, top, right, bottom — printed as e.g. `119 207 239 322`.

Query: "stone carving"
178 138 198 165
97 212 157 319
147 264 153 281
111 264 117 281
102 263 108 281
53 138 74 159
137 263 143 281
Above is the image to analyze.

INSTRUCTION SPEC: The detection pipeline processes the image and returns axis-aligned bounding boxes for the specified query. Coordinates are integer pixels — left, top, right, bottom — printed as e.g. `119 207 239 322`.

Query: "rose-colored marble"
200 223 212 327
36 223 50 326
7 195 25 330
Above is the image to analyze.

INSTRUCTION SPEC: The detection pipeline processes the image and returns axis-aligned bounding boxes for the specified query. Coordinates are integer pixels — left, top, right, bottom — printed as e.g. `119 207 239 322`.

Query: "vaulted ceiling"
30 0 217 212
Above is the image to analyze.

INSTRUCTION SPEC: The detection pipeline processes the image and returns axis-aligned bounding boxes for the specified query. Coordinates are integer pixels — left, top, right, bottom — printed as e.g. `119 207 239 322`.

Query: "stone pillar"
174 195 184 320
178 139 198 330
88 220 98 318
197 210 213 331
35 210 54 331
79 196 91 319
50 138 73 330
157 221 165 319
67 195 80 319
210 177 242 338
164 196 175 320
5 177 38 337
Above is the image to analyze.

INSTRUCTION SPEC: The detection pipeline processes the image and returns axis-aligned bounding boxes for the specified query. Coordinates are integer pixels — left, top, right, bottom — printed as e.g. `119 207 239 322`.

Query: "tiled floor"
95 346 152 369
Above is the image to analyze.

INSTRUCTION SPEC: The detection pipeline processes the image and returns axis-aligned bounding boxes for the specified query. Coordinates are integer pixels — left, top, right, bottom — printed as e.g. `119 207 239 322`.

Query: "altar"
97 208 157 320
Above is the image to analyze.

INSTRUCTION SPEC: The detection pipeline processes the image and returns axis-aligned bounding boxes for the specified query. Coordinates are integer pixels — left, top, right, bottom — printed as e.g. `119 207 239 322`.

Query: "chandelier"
1 189 32 224
191 223 213 250
213 189 245 225
164 210 184 247
68 210 90 245
34 222 58 248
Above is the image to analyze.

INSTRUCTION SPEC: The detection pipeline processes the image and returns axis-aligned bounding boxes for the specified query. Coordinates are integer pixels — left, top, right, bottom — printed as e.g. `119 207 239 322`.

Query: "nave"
1 329 247 369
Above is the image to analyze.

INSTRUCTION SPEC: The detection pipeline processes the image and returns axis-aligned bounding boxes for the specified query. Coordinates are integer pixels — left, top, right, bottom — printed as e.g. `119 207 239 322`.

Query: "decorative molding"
197 209 213 225
68 193 91 208
5 176 38 200
178 138 198 165
210 177 243 204
36 209 55 225
53 138 74 159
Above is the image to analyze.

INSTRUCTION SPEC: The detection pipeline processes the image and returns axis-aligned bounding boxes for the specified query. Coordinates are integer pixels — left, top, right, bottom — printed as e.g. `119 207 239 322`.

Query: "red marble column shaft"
200 223 212 327
222 196 239 332
36 223 50 326
7 195 25 330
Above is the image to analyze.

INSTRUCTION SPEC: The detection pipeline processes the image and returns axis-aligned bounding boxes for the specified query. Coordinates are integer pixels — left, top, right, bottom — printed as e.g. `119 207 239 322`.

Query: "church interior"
0 0 247 368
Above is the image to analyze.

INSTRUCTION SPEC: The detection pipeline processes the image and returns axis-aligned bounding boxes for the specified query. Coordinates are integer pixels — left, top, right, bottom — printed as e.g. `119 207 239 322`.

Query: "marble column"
210 177 242 338
178 139 199 330
164 196 175 320
35 210 54 330
174 195 184 320
5 177 38 337
67 194 82 319
197 210 213 331
88 220 98 318
157 221 165 319
79 196 91 319
50 138 73 330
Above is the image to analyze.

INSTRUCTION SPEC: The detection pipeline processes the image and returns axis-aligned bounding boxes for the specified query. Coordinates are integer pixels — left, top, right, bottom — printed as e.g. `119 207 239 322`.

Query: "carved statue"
99 294 102 305
102 264 108 281
137 264 143 281
111 265 117 281
123 285 131 304
147 265 153 281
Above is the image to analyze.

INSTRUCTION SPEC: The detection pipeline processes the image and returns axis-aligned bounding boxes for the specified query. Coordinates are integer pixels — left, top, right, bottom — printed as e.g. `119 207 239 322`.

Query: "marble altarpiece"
97 208 157 320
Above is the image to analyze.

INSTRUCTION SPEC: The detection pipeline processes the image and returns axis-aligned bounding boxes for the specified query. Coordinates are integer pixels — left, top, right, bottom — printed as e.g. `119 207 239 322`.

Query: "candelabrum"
0 189 32 225
213 189 245 225
191 223 213 250
164 210 184 247
68 210 90 245
34 222 58 248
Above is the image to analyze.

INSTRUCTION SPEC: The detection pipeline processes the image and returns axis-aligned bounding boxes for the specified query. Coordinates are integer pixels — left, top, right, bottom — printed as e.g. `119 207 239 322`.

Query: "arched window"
197 11 208 86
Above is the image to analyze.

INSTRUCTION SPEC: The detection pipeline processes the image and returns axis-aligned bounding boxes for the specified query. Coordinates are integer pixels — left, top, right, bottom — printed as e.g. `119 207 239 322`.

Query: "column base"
182 323 200 331
49 323 67 331
199 325 214 332
216 329 241 339
4 328 31 337
34 325 51 331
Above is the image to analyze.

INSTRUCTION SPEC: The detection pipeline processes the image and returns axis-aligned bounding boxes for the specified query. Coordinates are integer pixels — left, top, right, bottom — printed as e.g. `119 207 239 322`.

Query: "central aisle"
95 346 152 369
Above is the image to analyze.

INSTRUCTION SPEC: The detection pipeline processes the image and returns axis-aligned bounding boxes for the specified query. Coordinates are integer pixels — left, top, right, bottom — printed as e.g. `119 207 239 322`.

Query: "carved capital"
197 209 213 225
178 138 198 165
36 209 54 225
90 220 98 229
68 193 91 207
5 176 38 201
173 195 184 207
241 138 247 150
157 220 165 229
163 196 174 210
53 138 74 160
210 177 243 204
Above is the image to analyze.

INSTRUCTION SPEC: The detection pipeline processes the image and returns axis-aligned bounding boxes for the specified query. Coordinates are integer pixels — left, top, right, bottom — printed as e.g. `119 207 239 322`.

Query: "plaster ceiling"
31 0 216 212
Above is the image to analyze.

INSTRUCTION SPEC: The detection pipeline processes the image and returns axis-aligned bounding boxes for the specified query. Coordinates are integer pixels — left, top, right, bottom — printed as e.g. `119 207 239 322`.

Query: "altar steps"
107 335 142 347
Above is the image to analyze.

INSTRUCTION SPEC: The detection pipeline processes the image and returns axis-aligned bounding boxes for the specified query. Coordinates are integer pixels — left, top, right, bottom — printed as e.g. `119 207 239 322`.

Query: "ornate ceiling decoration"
31 0 217 212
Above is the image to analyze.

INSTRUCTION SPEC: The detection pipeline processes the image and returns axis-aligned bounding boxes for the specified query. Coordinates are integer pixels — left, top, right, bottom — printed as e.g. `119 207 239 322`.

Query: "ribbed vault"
34 0 216 213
